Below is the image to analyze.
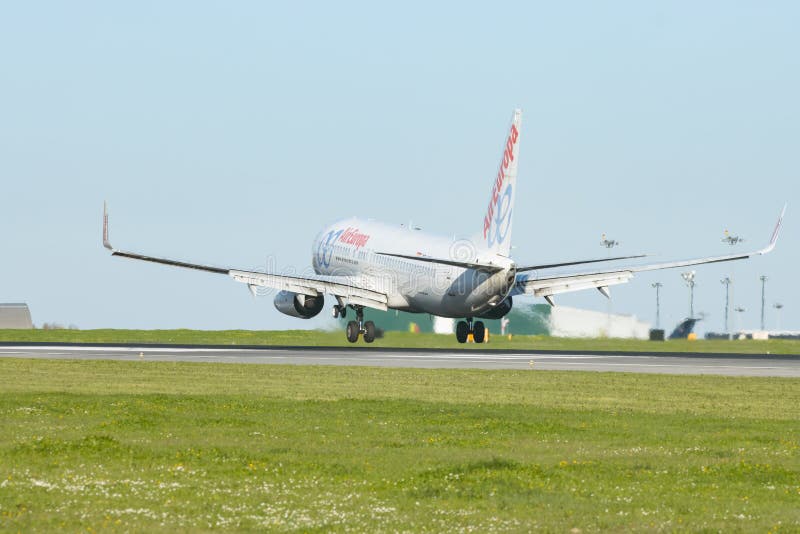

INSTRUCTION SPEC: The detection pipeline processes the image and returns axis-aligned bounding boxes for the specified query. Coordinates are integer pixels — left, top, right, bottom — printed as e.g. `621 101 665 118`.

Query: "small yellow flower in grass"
559 460 569 467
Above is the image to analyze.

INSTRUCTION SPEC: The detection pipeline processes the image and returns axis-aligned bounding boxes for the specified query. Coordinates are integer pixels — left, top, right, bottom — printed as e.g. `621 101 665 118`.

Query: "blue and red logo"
316 227 371 268
487 184 513 248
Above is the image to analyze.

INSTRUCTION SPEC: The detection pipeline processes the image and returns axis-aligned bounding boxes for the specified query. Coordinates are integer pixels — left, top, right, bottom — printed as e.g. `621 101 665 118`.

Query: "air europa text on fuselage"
483 123 519 238
339 227 370 248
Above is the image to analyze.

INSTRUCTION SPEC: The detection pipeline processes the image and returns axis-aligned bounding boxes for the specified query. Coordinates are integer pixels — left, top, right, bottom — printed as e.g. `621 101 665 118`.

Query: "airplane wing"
511 205 786 305
515 253 648 272
102 204 389 311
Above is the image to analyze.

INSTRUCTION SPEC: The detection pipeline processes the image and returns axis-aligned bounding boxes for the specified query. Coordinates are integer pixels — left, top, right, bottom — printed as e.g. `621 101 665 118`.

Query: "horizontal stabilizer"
376 252 505 272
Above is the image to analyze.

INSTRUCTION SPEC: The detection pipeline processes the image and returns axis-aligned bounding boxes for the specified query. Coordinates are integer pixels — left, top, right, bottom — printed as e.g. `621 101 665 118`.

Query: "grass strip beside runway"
1 359 799 531
1 328 799 354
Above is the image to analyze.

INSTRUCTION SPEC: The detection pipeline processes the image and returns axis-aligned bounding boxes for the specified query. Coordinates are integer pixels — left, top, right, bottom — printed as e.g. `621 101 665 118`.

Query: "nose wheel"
456 318 485 343
343 305 376 343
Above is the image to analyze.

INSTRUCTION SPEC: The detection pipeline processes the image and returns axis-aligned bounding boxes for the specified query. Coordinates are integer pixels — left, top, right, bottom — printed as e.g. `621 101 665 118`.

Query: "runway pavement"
1 344 799 376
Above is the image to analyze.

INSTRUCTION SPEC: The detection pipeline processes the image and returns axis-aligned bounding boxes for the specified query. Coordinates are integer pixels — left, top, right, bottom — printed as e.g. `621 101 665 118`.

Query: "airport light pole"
651 282 662 329
600 234 618 335
773 302 783 331
722 229 743 337
720 277 731 335
722 230 744 246
600 234 619 250
759 275 768 331
681 271 696 319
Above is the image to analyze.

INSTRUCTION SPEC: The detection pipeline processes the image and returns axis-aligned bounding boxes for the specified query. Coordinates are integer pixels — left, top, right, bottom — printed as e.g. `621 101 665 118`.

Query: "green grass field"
1 358 799 531
1 328 799 354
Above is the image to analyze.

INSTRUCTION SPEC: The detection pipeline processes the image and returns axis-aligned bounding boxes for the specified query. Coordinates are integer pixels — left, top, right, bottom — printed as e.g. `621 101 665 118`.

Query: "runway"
1 344 799 376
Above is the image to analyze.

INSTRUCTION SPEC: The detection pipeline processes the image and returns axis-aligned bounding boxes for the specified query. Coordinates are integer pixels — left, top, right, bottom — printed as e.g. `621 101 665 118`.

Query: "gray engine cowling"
273 291 324 319
477 296 513 320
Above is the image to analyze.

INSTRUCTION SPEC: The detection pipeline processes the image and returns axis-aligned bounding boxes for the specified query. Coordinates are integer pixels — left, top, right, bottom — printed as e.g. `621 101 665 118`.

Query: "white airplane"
102 109 785 343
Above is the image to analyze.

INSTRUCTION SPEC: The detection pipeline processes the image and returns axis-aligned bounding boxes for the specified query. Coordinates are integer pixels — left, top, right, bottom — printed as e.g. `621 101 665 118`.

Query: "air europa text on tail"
483 122 519 238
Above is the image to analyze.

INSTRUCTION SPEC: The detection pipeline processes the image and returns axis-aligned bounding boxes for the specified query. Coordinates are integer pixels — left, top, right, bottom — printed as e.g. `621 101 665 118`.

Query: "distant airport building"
548 306 650 339
0 303 33 329
342 304 650 339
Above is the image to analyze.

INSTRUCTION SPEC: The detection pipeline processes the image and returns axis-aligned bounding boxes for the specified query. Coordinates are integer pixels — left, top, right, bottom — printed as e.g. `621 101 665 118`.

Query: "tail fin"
480 108 521 257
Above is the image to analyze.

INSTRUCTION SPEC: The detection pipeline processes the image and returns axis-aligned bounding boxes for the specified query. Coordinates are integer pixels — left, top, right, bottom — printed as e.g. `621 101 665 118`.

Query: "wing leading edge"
515 253 648 272
512 205 786 303
102 203 389 311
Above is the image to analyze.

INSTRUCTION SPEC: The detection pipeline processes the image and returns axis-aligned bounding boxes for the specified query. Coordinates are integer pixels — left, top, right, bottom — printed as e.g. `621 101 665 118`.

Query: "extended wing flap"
229 270 388 308
520 271 634 297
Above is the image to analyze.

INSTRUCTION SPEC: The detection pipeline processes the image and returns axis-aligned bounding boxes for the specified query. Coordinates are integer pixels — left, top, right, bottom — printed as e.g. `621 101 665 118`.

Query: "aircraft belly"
403 292 489 318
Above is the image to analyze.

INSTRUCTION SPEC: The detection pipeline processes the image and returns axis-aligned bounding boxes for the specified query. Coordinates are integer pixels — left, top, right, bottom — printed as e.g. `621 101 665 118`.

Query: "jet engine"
273 291 324 319
477 296 513 320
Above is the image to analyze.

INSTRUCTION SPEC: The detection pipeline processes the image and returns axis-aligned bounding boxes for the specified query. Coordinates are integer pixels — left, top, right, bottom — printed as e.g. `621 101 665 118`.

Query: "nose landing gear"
456 317 486 344
343 305 376 343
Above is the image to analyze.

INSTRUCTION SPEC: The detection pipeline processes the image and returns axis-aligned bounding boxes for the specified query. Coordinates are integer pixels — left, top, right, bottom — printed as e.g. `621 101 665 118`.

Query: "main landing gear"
334 304 376 343
456 317 486 344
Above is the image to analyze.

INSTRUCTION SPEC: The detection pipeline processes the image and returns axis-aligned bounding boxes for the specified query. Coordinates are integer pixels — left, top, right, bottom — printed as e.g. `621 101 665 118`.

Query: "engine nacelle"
477 296 513 320
273 291 324 319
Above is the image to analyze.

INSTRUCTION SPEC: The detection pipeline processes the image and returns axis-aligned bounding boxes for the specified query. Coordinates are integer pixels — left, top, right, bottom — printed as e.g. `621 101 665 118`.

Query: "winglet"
760 203 786 255
103 201 113 251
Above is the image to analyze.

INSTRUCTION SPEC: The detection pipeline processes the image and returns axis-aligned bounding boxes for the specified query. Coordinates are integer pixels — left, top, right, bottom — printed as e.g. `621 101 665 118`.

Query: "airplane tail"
479 108 521 257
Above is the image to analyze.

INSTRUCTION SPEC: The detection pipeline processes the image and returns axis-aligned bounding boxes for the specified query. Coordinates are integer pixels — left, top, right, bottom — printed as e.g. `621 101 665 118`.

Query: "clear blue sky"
2 2 797 333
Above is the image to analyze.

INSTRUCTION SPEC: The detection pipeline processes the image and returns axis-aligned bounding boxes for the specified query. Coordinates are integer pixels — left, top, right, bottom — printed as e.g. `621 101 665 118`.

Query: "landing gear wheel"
473 321 486 343
363 321 376 343
346 321 360 343
456 321 469 343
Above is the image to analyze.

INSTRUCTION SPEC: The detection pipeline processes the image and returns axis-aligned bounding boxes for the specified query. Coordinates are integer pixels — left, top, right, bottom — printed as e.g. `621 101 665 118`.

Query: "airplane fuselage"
311 217 516 318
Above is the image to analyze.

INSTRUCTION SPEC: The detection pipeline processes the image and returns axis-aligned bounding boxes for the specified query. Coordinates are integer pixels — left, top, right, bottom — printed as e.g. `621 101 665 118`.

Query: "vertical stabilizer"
480 109 521 257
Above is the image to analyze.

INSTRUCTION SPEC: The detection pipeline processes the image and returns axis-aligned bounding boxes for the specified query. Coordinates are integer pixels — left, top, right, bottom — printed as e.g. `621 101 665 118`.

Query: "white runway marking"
1 344 798 377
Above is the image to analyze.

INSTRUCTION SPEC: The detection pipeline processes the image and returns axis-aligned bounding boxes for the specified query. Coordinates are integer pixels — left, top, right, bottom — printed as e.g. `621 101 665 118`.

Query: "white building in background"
432 316 455 335
549 306 650 339
0 303 33 329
